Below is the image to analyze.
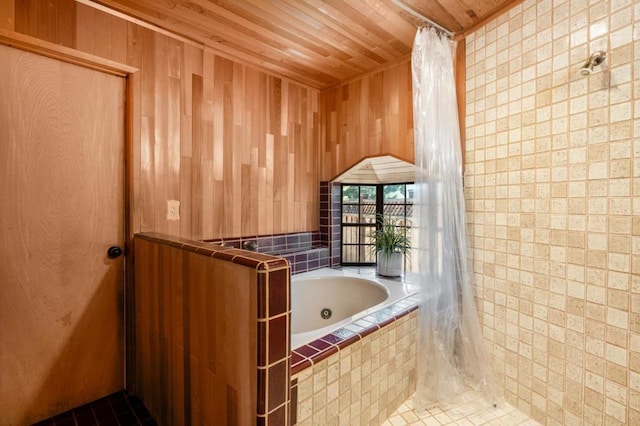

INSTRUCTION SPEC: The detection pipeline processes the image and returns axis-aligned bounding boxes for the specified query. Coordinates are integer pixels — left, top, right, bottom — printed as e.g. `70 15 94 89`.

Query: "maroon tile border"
257 266 291 425
136 233 289 272
290 295 420 376
319 181 343 268
203 230 331 275
290 378 298 425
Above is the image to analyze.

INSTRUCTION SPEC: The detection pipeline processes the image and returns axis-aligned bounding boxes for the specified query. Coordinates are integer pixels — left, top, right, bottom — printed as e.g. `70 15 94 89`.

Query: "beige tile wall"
292 311 418 425
464 0 640 424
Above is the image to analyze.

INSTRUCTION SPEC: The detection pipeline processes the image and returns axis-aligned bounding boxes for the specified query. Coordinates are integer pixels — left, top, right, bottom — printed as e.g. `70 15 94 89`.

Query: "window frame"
340 182 414 267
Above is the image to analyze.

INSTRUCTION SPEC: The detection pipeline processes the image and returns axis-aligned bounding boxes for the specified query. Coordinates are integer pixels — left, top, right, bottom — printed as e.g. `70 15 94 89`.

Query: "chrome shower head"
580 51 606 76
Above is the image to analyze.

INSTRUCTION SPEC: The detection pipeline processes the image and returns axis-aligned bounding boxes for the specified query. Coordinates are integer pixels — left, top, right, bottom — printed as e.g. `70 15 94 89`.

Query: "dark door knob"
107 246 123 259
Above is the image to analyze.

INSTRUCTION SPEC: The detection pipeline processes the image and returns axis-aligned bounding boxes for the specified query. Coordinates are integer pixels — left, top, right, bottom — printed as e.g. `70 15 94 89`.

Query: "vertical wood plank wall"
133 233 291 425
5 0 320 240
319 60 415 181
133 236 258 425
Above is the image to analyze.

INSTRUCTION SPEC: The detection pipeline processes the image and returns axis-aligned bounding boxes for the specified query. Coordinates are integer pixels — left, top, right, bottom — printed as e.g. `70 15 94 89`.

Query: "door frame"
0 28 139 388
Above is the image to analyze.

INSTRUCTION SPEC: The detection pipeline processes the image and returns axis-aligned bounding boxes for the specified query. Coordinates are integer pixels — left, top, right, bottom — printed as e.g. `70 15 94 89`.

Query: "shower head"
580 51 606 76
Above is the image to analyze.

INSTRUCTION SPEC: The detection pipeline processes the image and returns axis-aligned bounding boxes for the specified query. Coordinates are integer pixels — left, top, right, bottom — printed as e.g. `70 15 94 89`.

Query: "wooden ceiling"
93 0 518 88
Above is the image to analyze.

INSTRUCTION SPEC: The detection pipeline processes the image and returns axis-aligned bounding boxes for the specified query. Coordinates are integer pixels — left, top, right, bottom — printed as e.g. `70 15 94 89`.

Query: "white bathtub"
291 268 419 349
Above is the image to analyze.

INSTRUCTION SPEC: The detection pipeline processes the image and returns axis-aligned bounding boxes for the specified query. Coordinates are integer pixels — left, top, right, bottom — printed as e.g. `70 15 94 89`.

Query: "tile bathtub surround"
291 296 420 375
204 230 330 274
204 231 321 253
291 309 418 426
464 0 640 424
319 181 343 268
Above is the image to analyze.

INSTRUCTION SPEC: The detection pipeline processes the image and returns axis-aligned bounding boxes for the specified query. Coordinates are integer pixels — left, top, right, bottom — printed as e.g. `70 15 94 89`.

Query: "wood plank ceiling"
93 0 517 88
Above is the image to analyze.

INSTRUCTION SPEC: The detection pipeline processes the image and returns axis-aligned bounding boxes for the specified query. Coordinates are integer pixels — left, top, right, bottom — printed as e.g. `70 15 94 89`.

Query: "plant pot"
376 251 403 277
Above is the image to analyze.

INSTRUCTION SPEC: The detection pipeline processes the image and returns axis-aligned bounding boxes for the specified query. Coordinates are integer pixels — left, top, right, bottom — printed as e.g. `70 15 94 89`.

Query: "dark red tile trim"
268 315 289 364
291 358 312 376
136 233 290 272
291 352 312 376
290 379 298 425
308 345 339 364
293 345 320 358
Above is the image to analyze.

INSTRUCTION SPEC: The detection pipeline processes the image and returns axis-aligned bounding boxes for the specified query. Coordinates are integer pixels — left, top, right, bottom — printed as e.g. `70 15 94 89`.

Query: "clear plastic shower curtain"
411 28 495 408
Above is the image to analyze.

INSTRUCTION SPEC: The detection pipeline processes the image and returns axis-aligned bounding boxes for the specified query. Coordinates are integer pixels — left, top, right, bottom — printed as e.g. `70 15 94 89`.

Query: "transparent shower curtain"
411 27 495 408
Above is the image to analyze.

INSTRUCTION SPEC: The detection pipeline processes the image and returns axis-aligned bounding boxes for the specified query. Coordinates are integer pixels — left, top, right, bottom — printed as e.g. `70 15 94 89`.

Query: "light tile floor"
383 390 541 426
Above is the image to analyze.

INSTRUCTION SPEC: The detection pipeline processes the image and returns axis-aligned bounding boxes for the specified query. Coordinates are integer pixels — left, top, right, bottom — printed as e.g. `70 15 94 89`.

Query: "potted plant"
369 214 410 277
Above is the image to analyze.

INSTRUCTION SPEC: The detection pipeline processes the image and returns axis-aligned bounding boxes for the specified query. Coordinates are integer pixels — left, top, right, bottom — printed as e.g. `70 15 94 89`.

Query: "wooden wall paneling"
153 33 169 236
294 111 303 231
133 236 263 424
11 0 321 240
74 3 94 54
319 59 414 181
200 51 214 239
310 104 318 228
283 83 293 233
166 40 182 237
14 0 35 36
179 47 194 239
271 79 283 235
126 21 143 237
265 134 275 234
213 55 228 237
252 69 265 236
348 76 362 161
241 161 252 236
92 6 112 59
109 13 127 64
148 243 162 415
258 164 267 235
229 62 243 238
0 0 14 30
56 0 76 48
139 27 156 232
384 66 401 156
249 146 259 236
180 158 193 240
189 73 201 240
220 58 238 237
187 249 209 424
239 65 253 237
132 238 149 396
166 244 186 425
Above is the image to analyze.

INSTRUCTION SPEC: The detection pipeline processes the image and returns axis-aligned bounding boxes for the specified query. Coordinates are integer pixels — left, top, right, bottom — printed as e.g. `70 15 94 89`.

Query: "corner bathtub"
291 268 419 349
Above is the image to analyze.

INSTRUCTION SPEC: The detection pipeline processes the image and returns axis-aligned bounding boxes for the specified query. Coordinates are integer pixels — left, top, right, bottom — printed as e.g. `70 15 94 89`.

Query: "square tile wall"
291 310 418 425
464 0 640 424
204 231 330 274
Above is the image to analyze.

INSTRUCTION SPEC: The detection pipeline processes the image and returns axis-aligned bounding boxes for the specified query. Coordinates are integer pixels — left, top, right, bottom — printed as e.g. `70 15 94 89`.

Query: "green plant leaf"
367 213 411 258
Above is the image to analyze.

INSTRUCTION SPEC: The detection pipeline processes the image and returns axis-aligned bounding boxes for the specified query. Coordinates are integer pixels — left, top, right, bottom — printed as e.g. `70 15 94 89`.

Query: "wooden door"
0 44 125 424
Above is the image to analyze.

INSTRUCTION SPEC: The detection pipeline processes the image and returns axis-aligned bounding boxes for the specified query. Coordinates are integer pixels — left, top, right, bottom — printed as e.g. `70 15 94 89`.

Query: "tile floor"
383 390 541 426
32 391 156 426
